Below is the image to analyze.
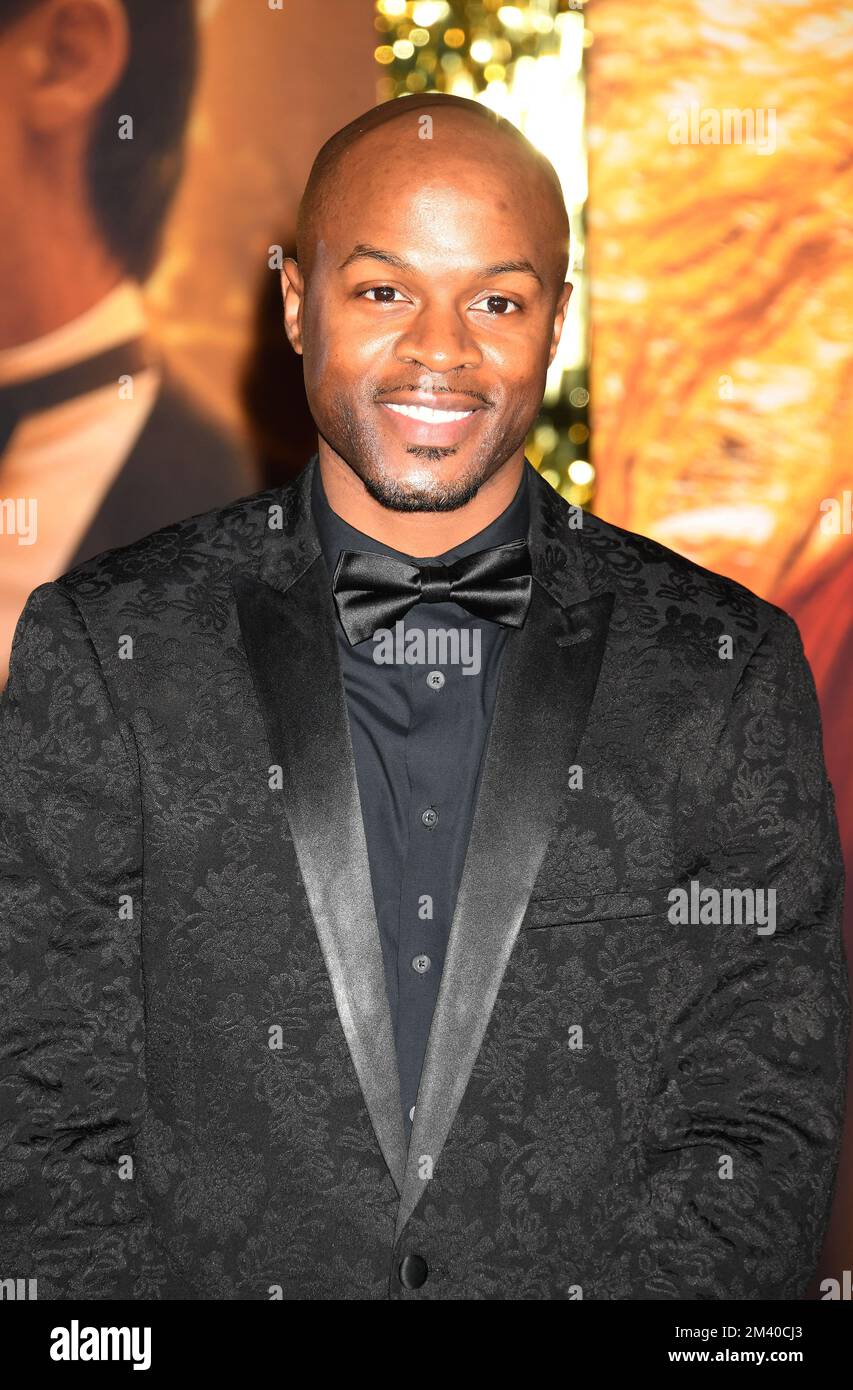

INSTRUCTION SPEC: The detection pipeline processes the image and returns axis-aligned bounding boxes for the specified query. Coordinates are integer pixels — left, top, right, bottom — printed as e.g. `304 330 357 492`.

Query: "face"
283 117 572 512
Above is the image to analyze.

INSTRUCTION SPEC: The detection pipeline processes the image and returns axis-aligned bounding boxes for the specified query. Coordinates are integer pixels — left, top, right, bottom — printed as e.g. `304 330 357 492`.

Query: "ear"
547 280 574 366
280 258 305 355
21 0 130 136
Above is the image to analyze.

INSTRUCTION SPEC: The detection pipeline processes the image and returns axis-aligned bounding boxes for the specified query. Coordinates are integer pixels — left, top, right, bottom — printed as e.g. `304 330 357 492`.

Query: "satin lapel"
233 459 407 1194
395 467 615 1236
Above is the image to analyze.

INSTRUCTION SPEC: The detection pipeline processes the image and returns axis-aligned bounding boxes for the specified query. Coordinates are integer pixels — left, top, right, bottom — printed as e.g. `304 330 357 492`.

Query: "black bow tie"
331 538 533 645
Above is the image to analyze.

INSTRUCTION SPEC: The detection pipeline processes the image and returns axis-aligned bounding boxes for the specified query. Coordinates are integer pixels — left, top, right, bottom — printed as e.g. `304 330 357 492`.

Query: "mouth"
378 400 485 447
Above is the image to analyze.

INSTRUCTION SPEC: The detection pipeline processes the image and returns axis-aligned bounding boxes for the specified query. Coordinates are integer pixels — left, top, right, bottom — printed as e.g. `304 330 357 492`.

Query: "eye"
358 286 406 304
473 294 521 315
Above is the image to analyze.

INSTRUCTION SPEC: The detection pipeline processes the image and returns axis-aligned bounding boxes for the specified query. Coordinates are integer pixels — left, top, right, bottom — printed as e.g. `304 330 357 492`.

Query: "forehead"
321 123 551 270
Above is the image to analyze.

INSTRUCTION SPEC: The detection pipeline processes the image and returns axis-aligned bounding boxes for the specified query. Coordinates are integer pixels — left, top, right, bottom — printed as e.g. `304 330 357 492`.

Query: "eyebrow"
338 242 544 288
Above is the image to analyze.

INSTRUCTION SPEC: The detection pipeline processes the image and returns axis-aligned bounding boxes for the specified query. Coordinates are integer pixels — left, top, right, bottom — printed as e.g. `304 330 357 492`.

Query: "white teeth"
384 403 474 423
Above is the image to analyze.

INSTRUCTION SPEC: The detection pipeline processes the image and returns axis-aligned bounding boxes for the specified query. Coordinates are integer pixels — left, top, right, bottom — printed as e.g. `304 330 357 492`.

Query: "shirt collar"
312 456 530 573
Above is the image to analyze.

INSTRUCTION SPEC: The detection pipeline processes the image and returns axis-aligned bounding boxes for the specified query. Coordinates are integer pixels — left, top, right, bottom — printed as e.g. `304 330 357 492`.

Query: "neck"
317 446 526 557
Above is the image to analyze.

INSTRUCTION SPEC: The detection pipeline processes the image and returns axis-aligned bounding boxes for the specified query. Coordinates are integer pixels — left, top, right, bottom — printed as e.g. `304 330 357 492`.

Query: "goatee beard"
360 467 485 513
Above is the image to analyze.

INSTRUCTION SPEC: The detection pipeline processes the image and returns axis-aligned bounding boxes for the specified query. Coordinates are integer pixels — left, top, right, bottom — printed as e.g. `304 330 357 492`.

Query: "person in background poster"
0 0 257 686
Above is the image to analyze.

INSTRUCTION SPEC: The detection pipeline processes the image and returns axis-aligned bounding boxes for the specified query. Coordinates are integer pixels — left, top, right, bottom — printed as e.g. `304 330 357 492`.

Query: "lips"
379 392 485 412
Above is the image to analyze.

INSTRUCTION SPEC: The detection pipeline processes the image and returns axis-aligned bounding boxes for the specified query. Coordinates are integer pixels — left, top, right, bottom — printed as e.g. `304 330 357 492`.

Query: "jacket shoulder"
55 484 286 604
577 505 791 638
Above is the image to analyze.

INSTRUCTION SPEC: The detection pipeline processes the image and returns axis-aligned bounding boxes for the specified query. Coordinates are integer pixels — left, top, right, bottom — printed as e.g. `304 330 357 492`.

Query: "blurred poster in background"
584 0 852 1291
0 0 257 686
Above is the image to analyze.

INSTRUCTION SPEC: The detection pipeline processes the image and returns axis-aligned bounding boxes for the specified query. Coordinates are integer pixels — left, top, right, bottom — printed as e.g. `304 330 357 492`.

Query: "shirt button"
421 807 438 828
426 670 445 690
412 954 431 974
399 1253 429 1289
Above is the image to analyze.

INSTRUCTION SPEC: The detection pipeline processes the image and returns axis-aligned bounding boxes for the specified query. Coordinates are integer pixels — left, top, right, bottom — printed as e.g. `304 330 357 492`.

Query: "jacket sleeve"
0 582 177 1298
605 607 849 1300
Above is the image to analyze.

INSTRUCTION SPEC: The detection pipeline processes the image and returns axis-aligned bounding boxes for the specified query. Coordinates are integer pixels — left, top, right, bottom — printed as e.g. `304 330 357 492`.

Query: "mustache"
375 385 491 406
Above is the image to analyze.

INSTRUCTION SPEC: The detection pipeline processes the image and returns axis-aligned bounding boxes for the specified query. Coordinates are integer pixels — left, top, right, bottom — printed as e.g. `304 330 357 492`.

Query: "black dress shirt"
312 461 530 1139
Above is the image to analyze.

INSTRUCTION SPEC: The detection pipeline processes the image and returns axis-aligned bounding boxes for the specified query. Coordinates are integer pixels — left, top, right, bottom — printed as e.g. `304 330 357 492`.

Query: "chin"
361 462 484 514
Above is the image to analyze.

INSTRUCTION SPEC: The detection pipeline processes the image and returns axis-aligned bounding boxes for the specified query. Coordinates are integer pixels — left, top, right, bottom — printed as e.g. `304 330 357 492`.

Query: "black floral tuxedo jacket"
0 455 847 1301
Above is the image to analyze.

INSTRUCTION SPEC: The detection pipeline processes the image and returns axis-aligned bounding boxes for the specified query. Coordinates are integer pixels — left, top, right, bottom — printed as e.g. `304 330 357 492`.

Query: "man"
0 0 256 685
0 94 848 1301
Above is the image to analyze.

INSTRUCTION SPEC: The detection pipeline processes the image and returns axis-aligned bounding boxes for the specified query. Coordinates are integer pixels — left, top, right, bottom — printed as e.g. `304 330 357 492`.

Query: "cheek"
313 326 396 400
301 297 341 390
514 326 555 391
489 352 545 408
302 339 328 398
485 317 550 377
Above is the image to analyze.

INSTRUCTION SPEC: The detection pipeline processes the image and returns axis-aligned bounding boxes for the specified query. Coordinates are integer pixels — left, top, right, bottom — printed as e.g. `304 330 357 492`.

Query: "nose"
394 300 483 375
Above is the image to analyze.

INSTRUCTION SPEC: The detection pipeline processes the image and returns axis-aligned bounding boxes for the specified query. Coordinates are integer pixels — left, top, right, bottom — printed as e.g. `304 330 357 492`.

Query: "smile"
378 399 485 446
382 403 475 422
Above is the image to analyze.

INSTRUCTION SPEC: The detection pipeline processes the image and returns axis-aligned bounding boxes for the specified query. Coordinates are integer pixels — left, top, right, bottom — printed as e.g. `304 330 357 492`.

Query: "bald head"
296 94 570 296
